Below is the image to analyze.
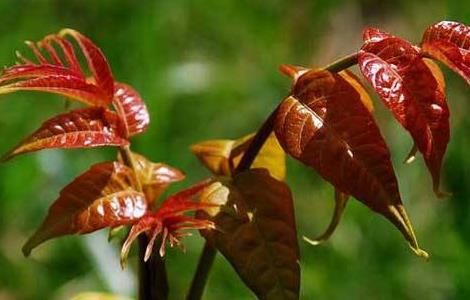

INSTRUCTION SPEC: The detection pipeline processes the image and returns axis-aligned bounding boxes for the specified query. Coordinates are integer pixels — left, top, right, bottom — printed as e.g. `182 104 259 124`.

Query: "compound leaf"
274 69 427 258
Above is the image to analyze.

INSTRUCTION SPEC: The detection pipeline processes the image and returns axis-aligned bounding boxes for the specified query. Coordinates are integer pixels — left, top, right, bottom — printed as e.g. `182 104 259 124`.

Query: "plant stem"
186 243 217 300
323 52 358 72
186 52 359 299
119 145 169 300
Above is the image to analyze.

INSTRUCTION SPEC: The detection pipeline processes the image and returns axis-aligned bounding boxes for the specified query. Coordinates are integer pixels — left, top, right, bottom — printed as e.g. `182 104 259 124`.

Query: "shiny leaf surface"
198 169 300 300
421 21 470 85
2 107 128 161
274 69 427 257
190 133 286 180
359 28 450 196
23 162 146 256
113 82 150 137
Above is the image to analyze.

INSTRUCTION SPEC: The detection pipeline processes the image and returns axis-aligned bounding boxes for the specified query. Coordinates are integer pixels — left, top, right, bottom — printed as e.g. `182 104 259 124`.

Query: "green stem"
119 146 169 300
186 243 217 300
186 52 359 300
323 52 358 72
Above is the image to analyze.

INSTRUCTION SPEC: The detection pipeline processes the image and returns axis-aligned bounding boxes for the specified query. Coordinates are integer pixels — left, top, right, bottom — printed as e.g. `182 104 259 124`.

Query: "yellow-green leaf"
191 133 286 180
69 292 133 300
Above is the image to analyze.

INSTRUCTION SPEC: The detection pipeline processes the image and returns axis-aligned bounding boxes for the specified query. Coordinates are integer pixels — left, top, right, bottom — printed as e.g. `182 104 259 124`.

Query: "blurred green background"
0 0 469 299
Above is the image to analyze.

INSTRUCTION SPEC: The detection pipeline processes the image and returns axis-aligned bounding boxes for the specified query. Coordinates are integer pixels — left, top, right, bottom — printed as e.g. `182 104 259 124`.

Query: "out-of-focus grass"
0 0 469 299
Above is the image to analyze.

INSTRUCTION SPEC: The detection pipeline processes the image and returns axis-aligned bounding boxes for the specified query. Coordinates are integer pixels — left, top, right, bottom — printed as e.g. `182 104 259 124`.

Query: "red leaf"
0 75 108 106
0 29 114 106
60 29 115 100
2 107 128 161
113 82 150 137
359 28 450 196
120 181 215 266
23 162 146 256
274 69 427 257
421 21 470 85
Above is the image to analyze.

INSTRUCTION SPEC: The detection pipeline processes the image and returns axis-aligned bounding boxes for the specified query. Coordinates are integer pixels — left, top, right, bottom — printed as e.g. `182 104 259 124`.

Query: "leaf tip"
302 235 325 246
409 245 430 261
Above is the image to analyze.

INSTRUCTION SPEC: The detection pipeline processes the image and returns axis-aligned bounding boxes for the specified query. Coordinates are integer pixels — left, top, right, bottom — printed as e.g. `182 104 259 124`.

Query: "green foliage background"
0 0 469 299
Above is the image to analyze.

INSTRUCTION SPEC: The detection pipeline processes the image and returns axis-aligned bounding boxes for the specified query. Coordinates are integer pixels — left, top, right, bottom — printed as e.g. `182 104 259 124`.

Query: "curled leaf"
198 169 300 299
190 133 285 180
120 181 215 267
2 107 128 161
303 189 349 246
421 21 470 85
274 69 427 258
118 151 185 204
23 162 146 256
113 82 150 137
359 28 450 197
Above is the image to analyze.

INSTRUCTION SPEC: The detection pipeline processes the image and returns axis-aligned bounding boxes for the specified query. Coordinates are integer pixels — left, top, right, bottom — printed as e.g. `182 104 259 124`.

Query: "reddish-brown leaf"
118 151 185 204
274 69 427 257
0 29 114 106
2 107 128 161
421 21 470 85
113 82 150 137
120 181 215 266
23 162 146 256
198 169 300 300
359 28 450 196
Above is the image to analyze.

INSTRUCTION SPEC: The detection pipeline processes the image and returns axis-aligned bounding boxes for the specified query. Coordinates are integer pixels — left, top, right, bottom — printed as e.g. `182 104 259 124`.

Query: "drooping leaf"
274 69 428 258
198 169 300 300
190 133 286 180
120 181 215 267
358 28 450 196
421 21 470 85
0 29 114 106
117 151 185 204
23 162 146 256
2 107 128 161
303 189 349 246
113 82 150 137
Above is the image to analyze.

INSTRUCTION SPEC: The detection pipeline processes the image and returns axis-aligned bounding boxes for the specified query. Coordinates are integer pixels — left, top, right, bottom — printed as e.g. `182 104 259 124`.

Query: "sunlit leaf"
198 169 300 300
190 133 286 180
421 21 470 85
338 70 374 112
69 292 133 300
118 151 185 204
23 162 146 256
2 107 128 161
359 28 450 196
120 181 215 267
274 69 428 258
113 82 150 137
279 65 374 112
0 29 114 106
